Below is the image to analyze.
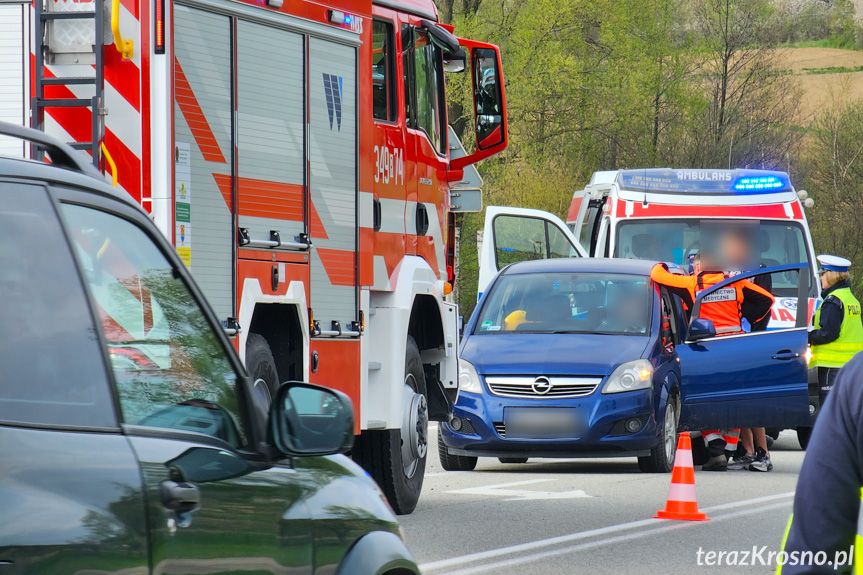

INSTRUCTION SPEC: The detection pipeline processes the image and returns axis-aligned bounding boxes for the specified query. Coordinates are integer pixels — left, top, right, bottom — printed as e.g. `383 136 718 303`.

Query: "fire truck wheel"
246 333 279 411
353 336 428 515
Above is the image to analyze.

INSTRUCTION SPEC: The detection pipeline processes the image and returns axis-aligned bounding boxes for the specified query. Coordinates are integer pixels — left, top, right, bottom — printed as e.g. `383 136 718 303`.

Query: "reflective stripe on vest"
811 288 863 369
695 273 744 334
856 488 863 574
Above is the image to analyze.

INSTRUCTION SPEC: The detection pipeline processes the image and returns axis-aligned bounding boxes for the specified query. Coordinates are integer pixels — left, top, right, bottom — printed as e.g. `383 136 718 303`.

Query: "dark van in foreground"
0 124 418 575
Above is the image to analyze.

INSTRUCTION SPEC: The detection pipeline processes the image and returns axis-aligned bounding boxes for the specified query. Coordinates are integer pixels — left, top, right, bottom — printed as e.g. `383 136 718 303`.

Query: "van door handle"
772 350 800 361
160 481 200 511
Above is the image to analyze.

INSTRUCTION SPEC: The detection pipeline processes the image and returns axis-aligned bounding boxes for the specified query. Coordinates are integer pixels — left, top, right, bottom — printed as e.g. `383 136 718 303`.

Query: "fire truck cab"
10 0 507 513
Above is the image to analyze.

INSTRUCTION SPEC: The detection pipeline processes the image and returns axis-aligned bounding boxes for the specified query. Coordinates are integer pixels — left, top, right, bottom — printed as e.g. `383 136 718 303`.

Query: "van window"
0 185 115 429
61 204 246 448
615 219 813 295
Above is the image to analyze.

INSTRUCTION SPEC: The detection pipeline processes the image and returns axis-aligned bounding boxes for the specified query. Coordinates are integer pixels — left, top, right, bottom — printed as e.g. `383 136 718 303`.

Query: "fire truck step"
35 98 93 108
40 11 96 20
42 77 97 86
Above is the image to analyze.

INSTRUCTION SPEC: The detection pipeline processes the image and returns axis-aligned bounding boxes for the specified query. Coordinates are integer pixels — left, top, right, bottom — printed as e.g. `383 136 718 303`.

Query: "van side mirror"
271 382 354 456
688 318 717 341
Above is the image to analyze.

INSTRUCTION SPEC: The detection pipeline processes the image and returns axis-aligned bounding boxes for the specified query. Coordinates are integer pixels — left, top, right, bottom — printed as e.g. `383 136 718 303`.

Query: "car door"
0 182 148 575
56 191 317 575
477 207 586 298
676 264 810 430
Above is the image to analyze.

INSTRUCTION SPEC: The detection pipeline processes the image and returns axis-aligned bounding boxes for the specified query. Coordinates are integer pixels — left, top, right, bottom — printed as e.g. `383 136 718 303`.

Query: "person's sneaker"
749 448 773 472
702 454 728 471
728 452 757 470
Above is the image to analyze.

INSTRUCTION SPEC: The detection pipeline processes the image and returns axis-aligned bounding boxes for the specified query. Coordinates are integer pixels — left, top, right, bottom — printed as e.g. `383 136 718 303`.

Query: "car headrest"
526 293 571 323
632 234 660 259
759 229 770 253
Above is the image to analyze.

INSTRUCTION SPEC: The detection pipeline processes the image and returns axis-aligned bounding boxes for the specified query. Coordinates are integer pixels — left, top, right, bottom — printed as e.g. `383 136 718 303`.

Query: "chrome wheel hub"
401 374 428 478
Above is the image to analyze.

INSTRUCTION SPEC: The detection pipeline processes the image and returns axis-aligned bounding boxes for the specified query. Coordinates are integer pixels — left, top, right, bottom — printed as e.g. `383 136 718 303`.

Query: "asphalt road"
402 424 807 575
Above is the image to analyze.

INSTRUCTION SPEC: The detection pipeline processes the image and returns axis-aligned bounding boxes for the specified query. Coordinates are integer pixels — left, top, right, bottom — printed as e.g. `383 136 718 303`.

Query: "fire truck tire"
246 333 279 410
438 426 477 471
353 336 428 515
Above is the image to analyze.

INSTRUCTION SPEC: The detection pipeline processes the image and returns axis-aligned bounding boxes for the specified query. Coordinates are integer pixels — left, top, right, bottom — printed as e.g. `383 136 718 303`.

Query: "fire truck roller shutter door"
173 6 234 321
236 21 305 248
308 37 359 331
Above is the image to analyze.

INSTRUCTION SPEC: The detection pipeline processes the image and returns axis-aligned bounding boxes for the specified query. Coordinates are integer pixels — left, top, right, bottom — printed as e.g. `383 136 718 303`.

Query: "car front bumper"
440 387 662 458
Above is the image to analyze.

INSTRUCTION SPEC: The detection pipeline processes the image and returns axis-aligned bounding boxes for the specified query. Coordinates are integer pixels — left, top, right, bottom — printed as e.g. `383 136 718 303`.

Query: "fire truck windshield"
614 219 814 296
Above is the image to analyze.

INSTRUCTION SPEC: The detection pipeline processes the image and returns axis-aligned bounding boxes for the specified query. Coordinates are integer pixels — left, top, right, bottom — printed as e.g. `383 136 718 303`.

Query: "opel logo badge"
532 376 552 395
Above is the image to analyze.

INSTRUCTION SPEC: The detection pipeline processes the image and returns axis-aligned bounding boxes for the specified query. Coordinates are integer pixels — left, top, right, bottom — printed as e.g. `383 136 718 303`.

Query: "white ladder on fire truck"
31 0 105 166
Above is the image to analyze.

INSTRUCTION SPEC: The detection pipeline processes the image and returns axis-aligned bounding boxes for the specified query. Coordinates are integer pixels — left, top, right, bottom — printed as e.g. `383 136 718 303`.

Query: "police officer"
779 353 863 575
809 255 863 406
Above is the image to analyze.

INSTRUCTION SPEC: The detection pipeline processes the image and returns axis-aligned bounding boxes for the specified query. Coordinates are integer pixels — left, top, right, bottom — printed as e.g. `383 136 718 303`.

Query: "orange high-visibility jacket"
650 264 774 335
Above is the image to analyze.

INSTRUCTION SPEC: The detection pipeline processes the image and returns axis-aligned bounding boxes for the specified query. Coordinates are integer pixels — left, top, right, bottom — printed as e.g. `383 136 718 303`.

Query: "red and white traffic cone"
654 432 709 521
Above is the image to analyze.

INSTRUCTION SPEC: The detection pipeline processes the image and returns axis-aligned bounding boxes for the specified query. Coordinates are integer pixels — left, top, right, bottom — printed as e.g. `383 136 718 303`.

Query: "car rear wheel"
639 398 678 473
498 457 528 464
438 426 478 471
796 426 813 450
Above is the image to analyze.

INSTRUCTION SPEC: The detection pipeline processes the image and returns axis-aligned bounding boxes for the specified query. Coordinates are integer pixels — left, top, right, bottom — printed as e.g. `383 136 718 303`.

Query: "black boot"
702 438 728 471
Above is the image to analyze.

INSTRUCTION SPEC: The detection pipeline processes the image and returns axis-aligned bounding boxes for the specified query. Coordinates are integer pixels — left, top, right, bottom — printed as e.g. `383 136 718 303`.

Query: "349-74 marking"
375 145 404 185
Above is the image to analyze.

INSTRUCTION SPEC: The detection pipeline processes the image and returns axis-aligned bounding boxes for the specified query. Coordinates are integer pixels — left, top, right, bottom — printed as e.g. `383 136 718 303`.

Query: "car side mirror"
271 382 354 457
688 318 716 341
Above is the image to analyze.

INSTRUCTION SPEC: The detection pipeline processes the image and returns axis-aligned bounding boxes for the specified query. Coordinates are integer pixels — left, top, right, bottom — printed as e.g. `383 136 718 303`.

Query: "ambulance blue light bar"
617 169 792 195
733 175 783 191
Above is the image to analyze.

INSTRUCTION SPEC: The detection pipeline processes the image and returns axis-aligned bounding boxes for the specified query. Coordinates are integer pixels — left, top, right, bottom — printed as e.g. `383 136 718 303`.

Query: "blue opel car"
439 258 812 472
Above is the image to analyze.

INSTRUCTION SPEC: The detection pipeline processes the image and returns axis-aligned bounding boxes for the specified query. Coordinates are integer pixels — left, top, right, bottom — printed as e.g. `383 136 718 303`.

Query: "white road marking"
445 478 591 501
420 492 794 572
437 501 793 575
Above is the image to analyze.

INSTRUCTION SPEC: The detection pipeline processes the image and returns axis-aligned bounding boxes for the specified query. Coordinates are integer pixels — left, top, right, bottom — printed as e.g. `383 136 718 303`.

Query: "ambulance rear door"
477 206 586 299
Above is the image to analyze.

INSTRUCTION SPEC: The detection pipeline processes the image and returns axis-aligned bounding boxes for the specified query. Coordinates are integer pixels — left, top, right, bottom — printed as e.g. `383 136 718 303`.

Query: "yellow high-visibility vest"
811 288 863 369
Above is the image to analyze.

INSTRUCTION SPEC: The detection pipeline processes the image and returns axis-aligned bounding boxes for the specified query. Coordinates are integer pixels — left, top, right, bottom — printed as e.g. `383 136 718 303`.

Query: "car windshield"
614 219 812 295
474 272 651 336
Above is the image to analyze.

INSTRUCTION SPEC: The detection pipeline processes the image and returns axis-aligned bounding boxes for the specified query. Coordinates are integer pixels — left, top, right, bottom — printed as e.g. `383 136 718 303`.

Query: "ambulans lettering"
322 73 343 131
676 170 733 182
698 287 736 303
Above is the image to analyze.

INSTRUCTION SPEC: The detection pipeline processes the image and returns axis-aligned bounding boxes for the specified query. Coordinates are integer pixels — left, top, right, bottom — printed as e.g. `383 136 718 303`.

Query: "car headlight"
459 359 483 394
602 359 654 394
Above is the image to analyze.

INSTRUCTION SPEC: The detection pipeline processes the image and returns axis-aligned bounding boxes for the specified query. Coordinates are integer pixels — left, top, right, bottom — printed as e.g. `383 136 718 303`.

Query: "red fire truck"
9 0 507 513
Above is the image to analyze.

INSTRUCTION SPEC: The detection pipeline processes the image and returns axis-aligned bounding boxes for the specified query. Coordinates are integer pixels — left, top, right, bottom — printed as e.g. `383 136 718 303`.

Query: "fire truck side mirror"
450 40 507 170
471 47 504 151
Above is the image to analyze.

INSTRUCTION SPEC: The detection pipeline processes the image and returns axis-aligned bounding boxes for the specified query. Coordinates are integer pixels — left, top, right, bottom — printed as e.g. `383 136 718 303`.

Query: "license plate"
504 408 582 439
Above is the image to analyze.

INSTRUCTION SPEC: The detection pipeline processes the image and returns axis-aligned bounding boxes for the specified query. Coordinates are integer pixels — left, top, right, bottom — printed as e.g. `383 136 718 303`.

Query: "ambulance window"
373 20 395 122
413 29 446 155
548 224 576 258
